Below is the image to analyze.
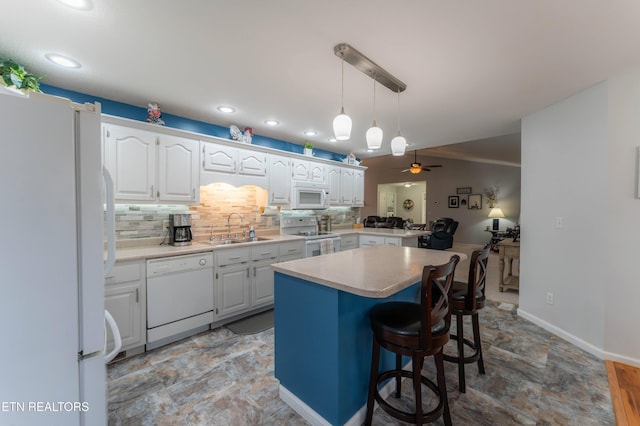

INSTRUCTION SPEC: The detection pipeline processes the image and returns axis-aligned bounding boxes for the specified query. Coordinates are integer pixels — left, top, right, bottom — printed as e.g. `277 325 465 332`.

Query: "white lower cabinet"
104 260 146 353
214 241 303 321
359 234 418 247
340 234 358 251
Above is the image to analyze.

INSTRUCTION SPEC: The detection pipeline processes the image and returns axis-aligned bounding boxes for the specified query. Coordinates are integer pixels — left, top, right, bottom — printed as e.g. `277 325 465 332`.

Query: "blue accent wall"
274 272 419 424
40 83 344 162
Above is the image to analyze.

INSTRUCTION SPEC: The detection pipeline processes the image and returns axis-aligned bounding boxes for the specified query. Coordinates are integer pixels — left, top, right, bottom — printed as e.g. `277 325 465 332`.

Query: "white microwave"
290 182 329 210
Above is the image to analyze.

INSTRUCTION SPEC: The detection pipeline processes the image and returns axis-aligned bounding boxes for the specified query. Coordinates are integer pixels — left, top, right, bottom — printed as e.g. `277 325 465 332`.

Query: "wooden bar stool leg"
395 354 402 397
472 312 485 375
456 312 466 392
412 353 423 424
435 349 452 426
365 339 381 426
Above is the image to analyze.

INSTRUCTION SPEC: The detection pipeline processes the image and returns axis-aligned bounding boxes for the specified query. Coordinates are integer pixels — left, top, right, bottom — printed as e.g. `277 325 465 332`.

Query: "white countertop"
332 228 430 238
111 234 303 262
271 245 467 298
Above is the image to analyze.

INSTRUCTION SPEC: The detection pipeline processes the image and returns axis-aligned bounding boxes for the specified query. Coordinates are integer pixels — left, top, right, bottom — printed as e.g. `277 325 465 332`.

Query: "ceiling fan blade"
400 169 409 173
423 165 443 168
422 167 431 171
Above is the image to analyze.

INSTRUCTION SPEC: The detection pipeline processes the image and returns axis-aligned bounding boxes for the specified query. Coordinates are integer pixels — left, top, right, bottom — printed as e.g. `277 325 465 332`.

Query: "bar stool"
443 246 490 392
364 255 460 426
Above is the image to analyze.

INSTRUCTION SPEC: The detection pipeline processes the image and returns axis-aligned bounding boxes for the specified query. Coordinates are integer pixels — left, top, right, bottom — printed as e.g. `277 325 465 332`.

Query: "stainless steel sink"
208 237 269 246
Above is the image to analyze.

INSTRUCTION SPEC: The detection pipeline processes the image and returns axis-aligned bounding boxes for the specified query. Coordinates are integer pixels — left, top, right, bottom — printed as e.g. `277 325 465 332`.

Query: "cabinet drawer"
215 247 250 266
105 261 143 285
251 245 278 261
279 241 304 257
340 234 358 250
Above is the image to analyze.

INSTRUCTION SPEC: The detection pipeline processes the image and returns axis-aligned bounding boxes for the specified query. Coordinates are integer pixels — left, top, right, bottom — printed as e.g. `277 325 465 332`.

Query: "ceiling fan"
400 150 443 174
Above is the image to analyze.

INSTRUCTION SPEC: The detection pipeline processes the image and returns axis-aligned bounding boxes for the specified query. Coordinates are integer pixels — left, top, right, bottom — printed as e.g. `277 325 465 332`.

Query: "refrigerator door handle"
103 167 116 275
104 309 122 363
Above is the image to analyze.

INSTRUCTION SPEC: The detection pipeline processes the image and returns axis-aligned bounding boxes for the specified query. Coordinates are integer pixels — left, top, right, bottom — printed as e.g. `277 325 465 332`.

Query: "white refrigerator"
0 90 117 425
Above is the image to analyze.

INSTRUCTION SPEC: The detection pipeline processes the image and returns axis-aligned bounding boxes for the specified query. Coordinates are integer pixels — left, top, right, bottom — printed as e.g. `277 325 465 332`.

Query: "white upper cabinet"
157 135 199 202
202 143 236 173
327 165 341 205
103 122 199 204
353 169 365 207
291 158 311 181
237 148 267 176
309 162 326 184
268 154 291 205
340 167 355 206
104 125 156 201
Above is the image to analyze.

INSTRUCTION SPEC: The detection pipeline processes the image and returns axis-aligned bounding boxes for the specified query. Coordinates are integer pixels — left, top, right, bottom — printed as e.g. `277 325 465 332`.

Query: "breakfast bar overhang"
271 245 467 425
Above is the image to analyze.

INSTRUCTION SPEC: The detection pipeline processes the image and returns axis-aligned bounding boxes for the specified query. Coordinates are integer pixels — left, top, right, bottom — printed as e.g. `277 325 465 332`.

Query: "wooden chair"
443 246 490 392
365 255 460 426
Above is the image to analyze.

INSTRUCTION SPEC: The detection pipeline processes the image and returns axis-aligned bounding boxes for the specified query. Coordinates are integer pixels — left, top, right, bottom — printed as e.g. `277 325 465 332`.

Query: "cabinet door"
103 124 156 201
309 162 326 184
216 265 250 320
384 237 401 246
327 166 341 205
340 234 358 251
252 259 275 307
291 159 310 181
202 143 237 173
353 169 365 207
158 135 199 203
268 154 291 205
238 148 267 176
340 168 355 205
359 235 385 247
105 282 142 351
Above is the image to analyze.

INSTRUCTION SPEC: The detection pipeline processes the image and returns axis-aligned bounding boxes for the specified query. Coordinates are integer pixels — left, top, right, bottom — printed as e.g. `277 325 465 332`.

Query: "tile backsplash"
109 183 361 241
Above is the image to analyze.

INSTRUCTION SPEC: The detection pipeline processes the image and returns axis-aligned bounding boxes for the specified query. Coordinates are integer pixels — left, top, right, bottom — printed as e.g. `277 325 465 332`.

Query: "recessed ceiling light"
45 53 81 68
217 106 236 113
404 183 412 188
57 0 93 10
304 130 317 137
328 137 337 143
264 119 279 126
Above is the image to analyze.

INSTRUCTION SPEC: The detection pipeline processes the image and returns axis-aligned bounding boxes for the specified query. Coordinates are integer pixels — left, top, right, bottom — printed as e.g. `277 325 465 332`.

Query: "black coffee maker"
169 214 193 246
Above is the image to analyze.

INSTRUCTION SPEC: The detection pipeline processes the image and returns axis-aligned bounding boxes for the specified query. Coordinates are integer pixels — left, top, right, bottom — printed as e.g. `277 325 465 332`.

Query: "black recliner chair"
363 216 383 228
419 217 459 250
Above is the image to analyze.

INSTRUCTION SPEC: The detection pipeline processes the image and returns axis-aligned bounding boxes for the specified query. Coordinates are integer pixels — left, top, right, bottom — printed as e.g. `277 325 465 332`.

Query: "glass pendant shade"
391 134 407 156
333 108 352 140
366 121 383 149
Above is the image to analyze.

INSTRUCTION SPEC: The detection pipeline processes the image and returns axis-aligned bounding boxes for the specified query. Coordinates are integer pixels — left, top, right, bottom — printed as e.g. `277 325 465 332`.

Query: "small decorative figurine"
230 125 242 140
242 127 253 144
146 102 165 126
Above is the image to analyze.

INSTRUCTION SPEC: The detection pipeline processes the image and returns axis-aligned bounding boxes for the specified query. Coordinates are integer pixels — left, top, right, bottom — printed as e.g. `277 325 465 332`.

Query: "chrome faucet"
227 212 243 238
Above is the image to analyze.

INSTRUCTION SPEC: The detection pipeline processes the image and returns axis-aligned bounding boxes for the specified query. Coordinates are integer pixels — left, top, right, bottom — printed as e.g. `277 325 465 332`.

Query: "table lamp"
488 207 505 230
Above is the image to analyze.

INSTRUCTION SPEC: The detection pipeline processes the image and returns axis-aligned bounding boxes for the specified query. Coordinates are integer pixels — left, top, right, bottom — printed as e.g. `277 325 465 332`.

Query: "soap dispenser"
249 226 255 240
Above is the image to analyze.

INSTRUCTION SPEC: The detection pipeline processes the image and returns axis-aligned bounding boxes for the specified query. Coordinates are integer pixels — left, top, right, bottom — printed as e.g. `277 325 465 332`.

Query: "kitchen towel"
320 239 334 255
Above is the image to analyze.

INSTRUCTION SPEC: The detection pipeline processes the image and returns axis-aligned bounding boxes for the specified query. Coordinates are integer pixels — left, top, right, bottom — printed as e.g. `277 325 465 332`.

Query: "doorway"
377 182 426 223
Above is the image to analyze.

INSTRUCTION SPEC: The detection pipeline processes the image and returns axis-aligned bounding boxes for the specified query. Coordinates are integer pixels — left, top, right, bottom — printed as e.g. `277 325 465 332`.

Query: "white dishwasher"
146 252 214 350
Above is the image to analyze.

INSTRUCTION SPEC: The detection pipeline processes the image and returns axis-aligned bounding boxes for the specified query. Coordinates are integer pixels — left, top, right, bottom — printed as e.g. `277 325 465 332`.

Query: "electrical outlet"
556 216 563 229
162 220 170 232
546 292 554 305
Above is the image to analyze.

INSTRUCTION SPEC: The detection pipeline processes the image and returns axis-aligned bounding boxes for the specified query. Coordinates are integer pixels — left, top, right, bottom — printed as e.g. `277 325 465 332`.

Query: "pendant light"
391 88 407 156
365 75 383 149
333 55 352 141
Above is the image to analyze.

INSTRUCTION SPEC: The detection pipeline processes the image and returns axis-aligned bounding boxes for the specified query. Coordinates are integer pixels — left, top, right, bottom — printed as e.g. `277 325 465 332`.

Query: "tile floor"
107 300 614 425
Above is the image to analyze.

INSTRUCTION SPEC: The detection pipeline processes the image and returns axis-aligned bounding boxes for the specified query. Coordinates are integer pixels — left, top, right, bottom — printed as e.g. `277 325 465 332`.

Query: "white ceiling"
2 1 640 162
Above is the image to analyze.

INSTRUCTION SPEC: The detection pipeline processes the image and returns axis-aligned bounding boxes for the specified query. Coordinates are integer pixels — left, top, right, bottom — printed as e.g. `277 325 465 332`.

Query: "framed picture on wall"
448 196 459 208
456 187 472 194
468 194 482 209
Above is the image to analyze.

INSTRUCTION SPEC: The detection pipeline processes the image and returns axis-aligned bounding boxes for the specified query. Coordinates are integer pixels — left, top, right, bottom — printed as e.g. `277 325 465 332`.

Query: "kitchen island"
271 245 466 426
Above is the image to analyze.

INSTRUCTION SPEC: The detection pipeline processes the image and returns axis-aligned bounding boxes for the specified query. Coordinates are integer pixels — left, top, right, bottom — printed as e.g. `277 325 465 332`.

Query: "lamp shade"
488 208 505 218
366 122 383 149
391 134 406 156
333 108 352 140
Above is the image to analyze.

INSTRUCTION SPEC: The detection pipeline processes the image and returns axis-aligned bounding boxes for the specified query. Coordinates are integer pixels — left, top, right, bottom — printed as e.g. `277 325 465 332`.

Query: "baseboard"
279 361 410 426
517 308 640 367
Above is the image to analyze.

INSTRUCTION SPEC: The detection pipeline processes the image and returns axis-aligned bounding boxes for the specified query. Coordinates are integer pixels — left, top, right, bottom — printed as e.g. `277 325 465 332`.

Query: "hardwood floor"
606 361 640 425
